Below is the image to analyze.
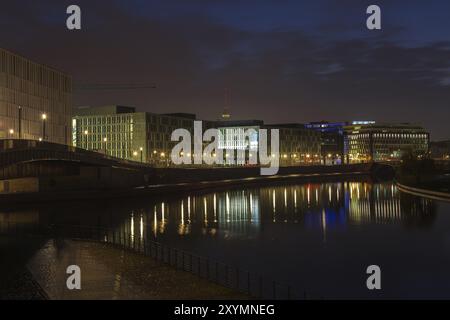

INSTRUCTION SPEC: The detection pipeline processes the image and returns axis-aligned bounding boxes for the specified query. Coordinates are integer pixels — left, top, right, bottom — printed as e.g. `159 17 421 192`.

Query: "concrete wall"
0 166 147 194
0 178 39 193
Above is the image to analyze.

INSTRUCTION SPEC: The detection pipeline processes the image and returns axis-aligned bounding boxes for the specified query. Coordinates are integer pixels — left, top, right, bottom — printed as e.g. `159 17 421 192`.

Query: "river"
1 179 450 299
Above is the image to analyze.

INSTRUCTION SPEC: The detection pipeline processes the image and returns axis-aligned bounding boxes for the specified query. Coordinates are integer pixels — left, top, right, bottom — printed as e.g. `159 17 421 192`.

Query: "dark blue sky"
1 0 450 139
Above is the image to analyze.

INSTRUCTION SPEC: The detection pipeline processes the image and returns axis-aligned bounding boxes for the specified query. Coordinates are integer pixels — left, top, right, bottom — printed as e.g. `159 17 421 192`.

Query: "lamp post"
9 129 14 138
161 152 166 167
83 130 88 149
103 137 107 154
153 150 157 165
140 147 143 162
18 106 22 139
41 113 47 141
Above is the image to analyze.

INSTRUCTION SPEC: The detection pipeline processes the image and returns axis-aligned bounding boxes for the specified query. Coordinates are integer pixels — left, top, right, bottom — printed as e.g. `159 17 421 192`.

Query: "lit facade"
344 122 429 162
72 105 195 164
430 141 450 160
217 121 322 166
0 48 72 144
305 121 347 164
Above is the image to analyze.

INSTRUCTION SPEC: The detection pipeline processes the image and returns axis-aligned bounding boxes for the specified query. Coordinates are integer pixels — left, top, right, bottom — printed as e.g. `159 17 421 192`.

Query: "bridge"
0 139 155 180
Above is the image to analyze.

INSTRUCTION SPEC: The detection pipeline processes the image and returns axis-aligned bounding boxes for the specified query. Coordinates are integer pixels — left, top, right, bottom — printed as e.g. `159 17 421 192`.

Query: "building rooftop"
73 105 136 116
216 120 264 127
162 113 197 120
265 123 306 129
0 47 70 76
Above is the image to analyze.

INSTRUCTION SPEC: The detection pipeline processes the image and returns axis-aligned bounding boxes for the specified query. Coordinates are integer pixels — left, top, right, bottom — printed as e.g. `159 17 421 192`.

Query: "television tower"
221 88 231 120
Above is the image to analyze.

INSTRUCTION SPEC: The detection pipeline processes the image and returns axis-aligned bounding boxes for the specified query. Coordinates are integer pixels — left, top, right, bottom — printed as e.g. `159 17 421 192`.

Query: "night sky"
2 0 450 140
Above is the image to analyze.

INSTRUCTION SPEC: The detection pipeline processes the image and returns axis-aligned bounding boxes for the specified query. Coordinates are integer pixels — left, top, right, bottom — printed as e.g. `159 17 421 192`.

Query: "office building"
217 120 322 166
72 105 196 165
344 122 429 162
0 48 72 144
305 121 347 164
430 141 450 160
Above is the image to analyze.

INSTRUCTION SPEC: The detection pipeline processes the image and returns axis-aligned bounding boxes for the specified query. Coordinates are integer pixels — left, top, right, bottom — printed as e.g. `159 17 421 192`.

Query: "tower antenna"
221 87 231 120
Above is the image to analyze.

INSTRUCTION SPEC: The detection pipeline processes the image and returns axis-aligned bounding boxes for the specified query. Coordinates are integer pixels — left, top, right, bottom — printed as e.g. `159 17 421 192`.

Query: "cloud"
1 0 450 140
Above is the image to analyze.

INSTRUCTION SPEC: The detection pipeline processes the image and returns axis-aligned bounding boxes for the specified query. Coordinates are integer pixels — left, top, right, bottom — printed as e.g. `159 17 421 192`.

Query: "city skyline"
1 1 450 140
2 1 450 303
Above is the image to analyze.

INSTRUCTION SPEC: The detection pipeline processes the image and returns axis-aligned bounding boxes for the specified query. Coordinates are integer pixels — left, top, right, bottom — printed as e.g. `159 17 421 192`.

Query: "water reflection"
0 181 444 299
0 182 438 241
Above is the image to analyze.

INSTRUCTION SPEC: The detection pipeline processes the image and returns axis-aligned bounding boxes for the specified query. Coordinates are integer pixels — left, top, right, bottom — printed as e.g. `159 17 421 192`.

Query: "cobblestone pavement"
0 268 47 300
0 236 48 300
27 239 247 299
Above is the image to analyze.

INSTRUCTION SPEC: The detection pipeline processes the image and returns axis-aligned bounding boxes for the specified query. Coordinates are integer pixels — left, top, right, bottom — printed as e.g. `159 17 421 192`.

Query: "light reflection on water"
0 181 437 240
0 181 446 298
111 182 436 242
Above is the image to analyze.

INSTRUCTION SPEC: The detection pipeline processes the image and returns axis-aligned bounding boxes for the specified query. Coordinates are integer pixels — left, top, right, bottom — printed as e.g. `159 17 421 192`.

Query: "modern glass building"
305 121 348 164
344 122 430 163
0 48 72 144
217 120 322 166
72 105 196 165
430 140 450 160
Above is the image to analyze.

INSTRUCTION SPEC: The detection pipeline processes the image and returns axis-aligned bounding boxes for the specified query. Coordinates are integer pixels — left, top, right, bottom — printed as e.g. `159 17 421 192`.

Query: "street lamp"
83 130 88 149
160 152 166 167
18 106 22 139
9 129 14 138
41 113 47 141
140 147 143 162
103 137 107 154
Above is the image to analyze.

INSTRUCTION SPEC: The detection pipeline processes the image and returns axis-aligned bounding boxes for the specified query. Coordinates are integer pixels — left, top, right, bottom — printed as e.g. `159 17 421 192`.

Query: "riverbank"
0 163 394 204
25 239 247 300
395 181 450 202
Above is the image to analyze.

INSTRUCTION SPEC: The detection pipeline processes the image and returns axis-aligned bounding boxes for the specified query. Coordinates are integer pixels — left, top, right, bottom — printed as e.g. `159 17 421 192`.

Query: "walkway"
27 239 247 299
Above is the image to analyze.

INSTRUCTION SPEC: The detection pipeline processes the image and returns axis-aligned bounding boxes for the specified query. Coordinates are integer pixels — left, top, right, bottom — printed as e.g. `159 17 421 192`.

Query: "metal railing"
0 222 322 300
0 139 154 170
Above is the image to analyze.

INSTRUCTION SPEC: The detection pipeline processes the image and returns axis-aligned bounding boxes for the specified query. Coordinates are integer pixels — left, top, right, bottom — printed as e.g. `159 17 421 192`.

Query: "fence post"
189 254 193 272
259 276 263 298
216 262 219 283
182 252 185 271
225 266 228 287
247 272 251 295
175 249 178 269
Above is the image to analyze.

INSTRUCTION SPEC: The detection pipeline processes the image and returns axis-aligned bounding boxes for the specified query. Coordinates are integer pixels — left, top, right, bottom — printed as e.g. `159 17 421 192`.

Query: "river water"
1 179 450 299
